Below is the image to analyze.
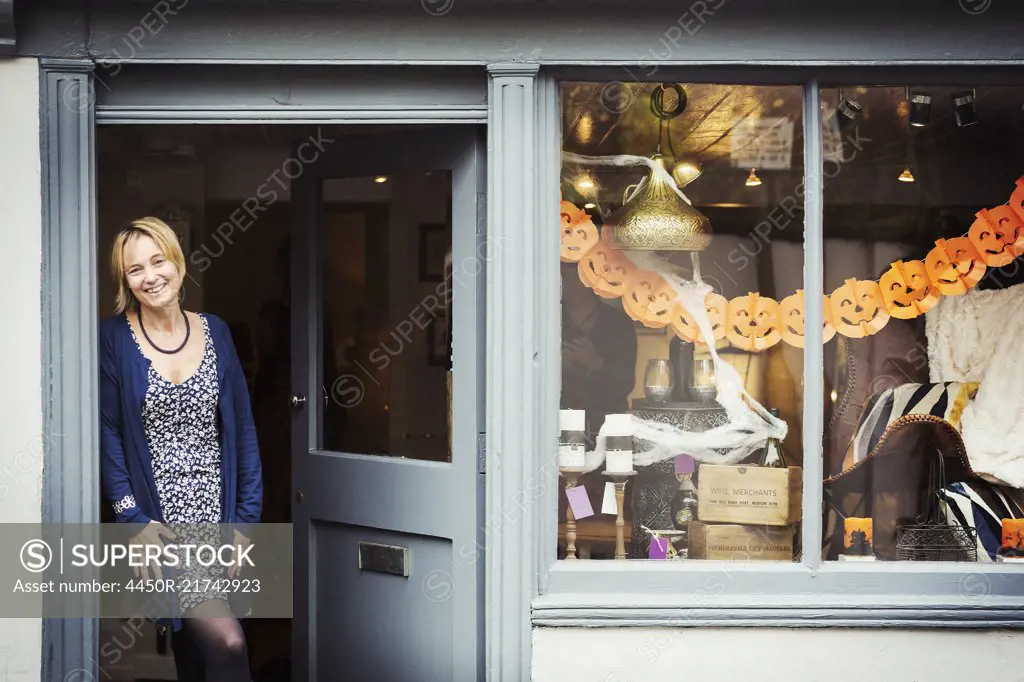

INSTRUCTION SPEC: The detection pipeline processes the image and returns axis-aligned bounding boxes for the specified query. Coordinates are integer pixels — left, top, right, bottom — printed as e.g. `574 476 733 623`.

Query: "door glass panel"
320 171 453 461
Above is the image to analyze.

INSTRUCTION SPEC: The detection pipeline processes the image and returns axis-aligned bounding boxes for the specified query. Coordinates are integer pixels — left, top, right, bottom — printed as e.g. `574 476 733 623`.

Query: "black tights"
172 599 252 682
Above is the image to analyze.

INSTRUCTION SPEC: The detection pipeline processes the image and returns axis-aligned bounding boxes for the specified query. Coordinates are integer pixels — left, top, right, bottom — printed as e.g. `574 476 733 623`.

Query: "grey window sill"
533 560 1024 628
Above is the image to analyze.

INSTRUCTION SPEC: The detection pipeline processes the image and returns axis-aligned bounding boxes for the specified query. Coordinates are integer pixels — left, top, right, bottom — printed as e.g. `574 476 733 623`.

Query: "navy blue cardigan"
99 312 264 527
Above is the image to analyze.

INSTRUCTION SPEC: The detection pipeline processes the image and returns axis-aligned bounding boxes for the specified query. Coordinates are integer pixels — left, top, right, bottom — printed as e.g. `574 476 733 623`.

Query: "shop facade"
6 0 1024 680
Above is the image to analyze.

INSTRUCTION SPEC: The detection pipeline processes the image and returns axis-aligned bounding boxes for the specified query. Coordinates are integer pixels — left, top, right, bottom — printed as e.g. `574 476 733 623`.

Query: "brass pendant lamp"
607 154 713 251
607 84 713 252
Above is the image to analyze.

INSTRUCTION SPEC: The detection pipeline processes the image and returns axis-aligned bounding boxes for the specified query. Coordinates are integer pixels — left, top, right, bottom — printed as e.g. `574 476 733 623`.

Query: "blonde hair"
110 217 187 314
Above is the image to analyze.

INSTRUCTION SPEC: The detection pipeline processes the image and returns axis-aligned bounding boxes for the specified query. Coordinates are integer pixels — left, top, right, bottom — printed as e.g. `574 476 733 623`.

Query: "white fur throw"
926 283 1024 488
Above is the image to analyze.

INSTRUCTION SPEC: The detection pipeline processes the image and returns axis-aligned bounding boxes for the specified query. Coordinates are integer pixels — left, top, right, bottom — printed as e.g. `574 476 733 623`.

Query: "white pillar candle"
603 413 634 473
558 409 586 468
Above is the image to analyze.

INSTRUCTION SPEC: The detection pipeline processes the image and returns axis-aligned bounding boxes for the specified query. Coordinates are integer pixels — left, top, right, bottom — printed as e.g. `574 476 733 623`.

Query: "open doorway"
95 123 460 681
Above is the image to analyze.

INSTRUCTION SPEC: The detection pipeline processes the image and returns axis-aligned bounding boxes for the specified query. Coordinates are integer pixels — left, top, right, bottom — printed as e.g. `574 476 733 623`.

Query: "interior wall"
0 56 43 682
96 151 207 316
385 171 451 461
532 628 1024 682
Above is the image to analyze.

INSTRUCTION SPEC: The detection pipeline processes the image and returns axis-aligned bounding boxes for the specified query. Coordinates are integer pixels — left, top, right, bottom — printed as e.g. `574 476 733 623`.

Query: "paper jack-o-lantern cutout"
726 293 782 352
621 270 675 327
1008 176 1024 224
925 237 986 296
560 201 600 263
829 278 890 338
560 200 585 227
671 292 729 345
779 290 837 347
879 260 940 320
642 281 680 328
969 207 1024 268
578 240 635 298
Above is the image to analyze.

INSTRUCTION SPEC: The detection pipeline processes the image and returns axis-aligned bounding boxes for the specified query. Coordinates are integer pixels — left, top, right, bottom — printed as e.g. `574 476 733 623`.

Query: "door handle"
291 394 307 409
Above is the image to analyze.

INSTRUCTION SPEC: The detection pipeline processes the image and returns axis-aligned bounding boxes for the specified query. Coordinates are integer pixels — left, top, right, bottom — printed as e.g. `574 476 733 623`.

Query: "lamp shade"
607 155 712 251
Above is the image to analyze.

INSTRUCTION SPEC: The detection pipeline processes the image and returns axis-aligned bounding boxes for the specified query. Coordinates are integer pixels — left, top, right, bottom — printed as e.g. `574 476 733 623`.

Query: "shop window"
820 85 1024 564
557 82 806 562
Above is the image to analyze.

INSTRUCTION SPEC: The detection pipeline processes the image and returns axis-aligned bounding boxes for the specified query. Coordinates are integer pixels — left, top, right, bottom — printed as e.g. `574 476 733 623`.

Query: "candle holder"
998 518 1024 562
560 466 586 560
840 516 876 562
603 470 637 559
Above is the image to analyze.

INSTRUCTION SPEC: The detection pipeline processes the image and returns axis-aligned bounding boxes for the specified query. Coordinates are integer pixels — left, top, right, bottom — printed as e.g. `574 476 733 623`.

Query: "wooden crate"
688 521 795 561
696 464 802 526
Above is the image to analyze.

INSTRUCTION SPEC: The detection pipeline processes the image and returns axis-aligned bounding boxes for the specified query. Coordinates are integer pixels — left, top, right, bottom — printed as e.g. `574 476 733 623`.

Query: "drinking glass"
690 357 717 403
643 359 673 403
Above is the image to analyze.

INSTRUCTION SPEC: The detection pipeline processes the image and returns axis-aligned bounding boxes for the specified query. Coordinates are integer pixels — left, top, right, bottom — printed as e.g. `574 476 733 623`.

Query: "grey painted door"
290 126 486 682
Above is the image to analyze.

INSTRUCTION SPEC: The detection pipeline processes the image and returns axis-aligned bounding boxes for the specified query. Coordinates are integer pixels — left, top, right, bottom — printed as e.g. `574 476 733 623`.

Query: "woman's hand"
128 521 177 581
228 529 252 579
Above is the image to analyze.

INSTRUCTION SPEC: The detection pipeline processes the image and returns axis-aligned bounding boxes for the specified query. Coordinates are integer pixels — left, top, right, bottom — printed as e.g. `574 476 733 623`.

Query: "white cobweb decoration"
562 152 787 472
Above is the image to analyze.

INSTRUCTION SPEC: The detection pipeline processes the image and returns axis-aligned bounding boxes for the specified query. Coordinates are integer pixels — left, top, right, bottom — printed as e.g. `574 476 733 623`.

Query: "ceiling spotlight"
898 166 915 183
837 88 862 129
672 159 704 187
745 168 762 187
584 202 597 209
953 89 979 127
374 175 388 183
908 89 932 127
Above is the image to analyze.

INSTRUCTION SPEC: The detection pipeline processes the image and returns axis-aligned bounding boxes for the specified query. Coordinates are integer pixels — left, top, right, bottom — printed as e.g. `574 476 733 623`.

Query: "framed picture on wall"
418 223 447 282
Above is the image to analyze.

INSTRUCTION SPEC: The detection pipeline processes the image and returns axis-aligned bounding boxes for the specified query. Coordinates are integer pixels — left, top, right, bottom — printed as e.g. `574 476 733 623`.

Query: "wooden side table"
558 519 633 560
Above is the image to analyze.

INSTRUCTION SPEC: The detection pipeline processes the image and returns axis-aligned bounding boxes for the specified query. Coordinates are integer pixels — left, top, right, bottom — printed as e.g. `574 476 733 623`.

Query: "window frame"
532 66 1024 628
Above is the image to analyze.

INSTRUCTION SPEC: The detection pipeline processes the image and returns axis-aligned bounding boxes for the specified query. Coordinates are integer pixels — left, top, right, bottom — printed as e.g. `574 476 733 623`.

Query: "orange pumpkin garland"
642 280 681 328
578 239 635 298
726 293 782 352
879 259 941 319
973 206 1024 266
829 278 890 339
670 292 729 345
924 237 986 296
560 200 600 263
562 174 1024 346
969 210 1016 268
621 270 673 327
1008 177 1024 225
780 290 837 347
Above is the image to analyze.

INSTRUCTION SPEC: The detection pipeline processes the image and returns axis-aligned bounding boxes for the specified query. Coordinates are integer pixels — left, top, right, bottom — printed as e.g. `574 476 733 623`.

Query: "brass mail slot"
358 542 410 577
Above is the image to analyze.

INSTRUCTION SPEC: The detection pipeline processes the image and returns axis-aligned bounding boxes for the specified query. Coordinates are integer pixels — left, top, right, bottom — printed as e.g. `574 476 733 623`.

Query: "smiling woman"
100 216 264 681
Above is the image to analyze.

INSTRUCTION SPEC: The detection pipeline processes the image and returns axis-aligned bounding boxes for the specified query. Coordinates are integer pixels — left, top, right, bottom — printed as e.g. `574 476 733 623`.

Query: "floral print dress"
128 314 229 613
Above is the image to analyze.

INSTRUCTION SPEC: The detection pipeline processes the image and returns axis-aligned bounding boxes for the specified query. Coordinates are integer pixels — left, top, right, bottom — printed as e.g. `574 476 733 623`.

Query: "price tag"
565 486 594 519
601 482 617 515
